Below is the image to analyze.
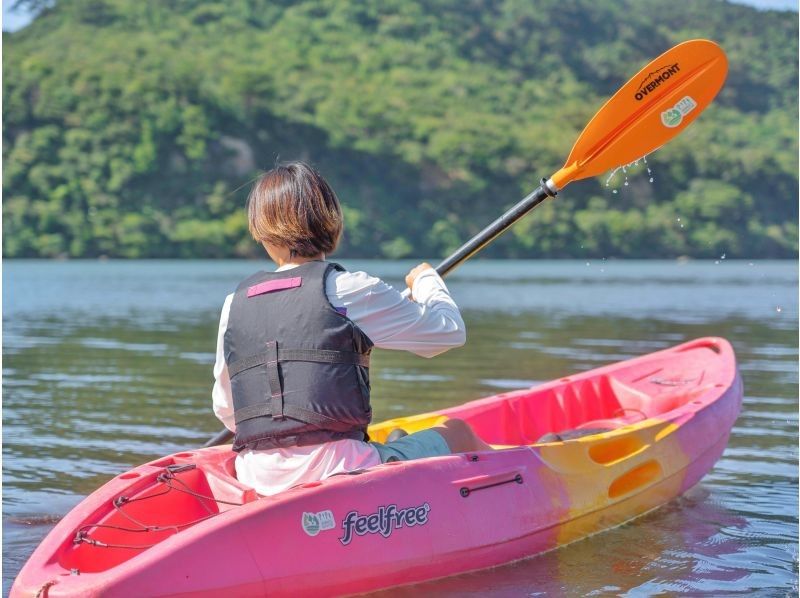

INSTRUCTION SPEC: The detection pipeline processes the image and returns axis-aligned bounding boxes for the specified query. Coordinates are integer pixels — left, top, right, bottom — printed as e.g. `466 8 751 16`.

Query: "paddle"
204 39 728 447
425 39 728 279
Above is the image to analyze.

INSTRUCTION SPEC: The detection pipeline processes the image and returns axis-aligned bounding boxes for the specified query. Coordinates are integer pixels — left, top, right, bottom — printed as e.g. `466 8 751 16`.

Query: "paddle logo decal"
635 63 680 101
302 510 336 537
339 503 431 546
661 96 698 128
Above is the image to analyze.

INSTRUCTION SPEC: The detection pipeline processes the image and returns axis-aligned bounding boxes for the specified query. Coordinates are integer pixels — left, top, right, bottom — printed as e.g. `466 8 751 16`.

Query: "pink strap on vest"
247 277 302 298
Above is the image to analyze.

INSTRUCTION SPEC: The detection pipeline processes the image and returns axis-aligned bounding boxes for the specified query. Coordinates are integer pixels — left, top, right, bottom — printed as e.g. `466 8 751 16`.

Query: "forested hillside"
3 0 797 259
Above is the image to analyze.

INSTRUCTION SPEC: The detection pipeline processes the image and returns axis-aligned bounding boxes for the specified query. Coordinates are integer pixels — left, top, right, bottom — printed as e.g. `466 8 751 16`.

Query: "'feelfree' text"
339 503 431 545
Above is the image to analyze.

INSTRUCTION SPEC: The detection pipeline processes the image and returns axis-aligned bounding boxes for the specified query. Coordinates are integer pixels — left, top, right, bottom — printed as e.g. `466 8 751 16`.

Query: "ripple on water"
480 378 540 390
378 371 452 383
79 337 170 352
179 351 215 363
31 372 138 386
741 358 800 374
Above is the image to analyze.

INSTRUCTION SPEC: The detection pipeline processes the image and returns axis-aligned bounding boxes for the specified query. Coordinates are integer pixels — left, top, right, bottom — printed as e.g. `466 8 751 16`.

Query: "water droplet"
585 261 591 266
776 306 782 313
608 153 656 193
720 253 726 260
612 189 618 194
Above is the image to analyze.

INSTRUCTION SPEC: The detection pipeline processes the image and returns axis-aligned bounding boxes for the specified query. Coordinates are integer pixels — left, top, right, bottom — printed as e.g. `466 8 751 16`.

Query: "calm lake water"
3 259 798 596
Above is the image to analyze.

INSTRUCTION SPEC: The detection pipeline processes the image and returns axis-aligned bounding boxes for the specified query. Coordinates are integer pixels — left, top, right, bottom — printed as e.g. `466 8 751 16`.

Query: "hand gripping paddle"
206 39 728 447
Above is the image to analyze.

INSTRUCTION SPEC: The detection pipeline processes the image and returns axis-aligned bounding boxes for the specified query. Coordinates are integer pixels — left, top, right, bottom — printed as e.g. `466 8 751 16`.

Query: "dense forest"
3 0 797 259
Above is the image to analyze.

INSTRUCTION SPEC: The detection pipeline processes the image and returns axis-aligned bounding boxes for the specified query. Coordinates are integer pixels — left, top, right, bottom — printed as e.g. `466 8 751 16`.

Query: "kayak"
11 337 742 597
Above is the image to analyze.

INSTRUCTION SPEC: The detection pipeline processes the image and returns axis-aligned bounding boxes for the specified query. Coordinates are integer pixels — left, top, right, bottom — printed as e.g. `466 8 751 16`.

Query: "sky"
2 0 799 31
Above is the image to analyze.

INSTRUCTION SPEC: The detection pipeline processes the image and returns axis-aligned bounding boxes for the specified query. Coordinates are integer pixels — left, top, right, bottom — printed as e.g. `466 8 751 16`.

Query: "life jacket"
224 261 373 451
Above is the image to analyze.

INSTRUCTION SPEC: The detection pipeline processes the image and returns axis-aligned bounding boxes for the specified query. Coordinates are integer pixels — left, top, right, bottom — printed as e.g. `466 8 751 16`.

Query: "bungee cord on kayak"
72 464 243 552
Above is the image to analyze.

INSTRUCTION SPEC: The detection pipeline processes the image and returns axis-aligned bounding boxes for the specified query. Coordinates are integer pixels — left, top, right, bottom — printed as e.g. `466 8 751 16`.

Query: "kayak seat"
200 454 260 507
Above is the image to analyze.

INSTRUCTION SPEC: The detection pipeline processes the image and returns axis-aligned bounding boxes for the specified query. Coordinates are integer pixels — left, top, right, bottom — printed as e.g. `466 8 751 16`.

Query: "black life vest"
224 261 374 451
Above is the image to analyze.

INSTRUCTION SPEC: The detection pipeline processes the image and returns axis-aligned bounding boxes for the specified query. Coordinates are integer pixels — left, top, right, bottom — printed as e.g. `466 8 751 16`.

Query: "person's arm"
212 294 236 432
328 265 466 358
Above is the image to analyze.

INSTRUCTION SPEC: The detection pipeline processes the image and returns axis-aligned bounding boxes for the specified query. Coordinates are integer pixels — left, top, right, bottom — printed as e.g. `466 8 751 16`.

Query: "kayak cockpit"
60 450 255 573
371 339 729 447
453 373 717 446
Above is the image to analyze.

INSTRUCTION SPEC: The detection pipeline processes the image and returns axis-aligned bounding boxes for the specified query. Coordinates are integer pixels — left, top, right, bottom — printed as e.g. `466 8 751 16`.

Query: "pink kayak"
11 337 742 597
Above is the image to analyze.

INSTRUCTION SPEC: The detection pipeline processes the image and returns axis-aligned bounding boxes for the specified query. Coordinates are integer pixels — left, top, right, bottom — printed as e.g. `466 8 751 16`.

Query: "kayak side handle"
455 472 524 498
588 435 648 465
608 460 663 499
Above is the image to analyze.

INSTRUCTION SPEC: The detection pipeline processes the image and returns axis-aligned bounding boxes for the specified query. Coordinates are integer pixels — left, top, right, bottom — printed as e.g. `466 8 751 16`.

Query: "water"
605 155 653 192
3 259 798 595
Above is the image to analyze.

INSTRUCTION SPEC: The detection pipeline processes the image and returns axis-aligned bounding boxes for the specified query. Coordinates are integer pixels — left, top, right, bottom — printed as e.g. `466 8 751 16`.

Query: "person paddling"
212 161 490 496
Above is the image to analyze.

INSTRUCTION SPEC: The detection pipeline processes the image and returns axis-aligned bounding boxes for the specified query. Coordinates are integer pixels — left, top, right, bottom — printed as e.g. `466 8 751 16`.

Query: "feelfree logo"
635 63 681 101
660 96 698 128
302 510 336 537
339 502 431 546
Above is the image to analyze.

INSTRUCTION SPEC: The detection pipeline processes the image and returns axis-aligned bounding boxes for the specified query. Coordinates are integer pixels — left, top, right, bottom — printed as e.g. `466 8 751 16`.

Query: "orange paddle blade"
550 39 728 190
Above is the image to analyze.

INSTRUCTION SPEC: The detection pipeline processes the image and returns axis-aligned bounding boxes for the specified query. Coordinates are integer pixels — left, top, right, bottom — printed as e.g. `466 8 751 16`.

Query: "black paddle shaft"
433 178 557 278
205 428 233 447
203 177 557 448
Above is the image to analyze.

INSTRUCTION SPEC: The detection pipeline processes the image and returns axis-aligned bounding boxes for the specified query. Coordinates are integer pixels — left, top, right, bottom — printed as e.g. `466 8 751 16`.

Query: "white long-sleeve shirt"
212 263 465 495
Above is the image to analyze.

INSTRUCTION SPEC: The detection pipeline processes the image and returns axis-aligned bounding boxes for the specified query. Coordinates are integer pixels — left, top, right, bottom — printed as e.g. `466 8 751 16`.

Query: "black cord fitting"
540 178 558 198
166 463 196 474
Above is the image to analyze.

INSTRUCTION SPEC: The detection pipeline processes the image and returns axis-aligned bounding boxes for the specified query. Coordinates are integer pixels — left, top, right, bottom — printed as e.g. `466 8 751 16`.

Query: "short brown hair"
246 162 343 257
